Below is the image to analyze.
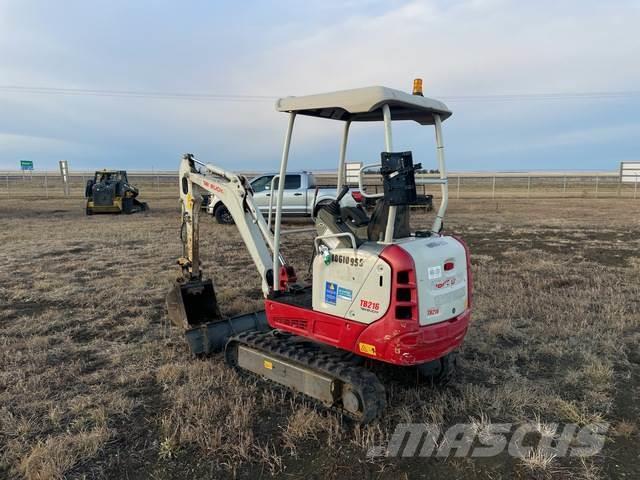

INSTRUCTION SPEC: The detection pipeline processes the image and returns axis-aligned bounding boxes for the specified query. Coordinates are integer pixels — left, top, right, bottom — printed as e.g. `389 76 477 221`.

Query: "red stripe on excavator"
265 299 368 348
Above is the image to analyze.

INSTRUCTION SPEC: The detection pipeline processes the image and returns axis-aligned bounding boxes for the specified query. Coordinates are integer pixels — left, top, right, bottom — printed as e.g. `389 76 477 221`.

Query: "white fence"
0 171 637 200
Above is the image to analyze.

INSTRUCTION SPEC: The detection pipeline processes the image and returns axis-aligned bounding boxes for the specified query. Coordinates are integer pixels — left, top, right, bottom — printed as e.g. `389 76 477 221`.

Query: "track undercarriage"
226 330 386 423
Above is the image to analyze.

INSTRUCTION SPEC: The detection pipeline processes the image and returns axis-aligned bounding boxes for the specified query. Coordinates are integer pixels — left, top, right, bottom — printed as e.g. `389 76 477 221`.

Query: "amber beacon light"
412 78 423 96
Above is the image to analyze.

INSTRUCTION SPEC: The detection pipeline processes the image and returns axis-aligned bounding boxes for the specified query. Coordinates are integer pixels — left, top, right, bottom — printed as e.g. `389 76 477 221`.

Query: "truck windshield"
251 175 275 193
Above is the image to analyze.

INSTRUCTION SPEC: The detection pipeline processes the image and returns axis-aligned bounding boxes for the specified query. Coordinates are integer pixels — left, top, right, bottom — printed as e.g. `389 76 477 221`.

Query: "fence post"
595 175 599 198
44 172 49 199
456 176 461 199
618 177 622 197
156 174 160 193
492 176 496 199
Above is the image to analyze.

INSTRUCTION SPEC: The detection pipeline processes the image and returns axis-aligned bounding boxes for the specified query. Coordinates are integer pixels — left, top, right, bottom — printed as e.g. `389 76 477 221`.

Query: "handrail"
415 177 448 185
281 227 317 234
358 163 383 199
314 232 357 254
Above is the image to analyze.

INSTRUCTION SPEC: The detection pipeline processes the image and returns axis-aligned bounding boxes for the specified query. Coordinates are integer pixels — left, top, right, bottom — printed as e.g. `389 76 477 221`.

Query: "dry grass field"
1 197 639 479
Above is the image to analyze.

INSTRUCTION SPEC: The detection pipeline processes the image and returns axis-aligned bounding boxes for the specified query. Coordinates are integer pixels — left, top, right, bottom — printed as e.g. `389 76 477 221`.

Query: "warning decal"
428 266 442 279
337 286 353 301
325 282 337 305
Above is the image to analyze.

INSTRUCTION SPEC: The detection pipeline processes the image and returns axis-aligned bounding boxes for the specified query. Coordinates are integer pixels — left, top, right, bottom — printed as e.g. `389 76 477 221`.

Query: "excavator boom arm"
178 154 276 297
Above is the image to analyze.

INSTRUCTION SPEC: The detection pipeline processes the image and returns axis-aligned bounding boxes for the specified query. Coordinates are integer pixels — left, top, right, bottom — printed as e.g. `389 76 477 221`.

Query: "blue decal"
325 282 337 305
337 286 353 301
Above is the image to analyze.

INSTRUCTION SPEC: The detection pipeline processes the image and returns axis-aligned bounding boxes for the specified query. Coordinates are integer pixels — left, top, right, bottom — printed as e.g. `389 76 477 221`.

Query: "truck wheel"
417 352 457 384
215 205 234 224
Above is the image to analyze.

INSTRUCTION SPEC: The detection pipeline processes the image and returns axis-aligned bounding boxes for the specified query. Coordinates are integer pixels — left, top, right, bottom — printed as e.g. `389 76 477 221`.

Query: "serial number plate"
331 254 364 267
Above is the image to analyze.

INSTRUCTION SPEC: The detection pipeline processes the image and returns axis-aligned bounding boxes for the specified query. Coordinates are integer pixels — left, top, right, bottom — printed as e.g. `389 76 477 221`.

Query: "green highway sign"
20 160 34 170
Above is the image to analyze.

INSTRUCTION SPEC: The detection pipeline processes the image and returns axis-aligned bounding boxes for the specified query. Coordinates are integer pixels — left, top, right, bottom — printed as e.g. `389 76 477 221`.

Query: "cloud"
0 131 92 165
0 0 639 170
237 0 640 95
485 122 640 154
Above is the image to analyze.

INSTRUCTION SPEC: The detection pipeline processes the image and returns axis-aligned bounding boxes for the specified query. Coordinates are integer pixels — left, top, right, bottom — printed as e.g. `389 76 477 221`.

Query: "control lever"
321 185 349 217
335 184 350 203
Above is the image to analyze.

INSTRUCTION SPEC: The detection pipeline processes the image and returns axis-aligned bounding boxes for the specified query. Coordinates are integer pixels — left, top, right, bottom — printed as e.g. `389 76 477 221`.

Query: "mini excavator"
166 80 472 423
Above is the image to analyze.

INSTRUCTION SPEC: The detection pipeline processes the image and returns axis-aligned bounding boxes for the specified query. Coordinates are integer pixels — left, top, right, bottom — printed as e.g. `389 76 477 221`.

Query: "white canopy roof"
275 85 451 125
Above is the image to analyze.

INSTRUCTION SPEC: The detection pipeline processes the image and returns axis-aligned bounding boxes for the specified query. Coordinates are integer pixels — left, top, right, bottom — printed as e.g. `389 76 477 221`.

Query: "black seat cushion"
367 200 411 241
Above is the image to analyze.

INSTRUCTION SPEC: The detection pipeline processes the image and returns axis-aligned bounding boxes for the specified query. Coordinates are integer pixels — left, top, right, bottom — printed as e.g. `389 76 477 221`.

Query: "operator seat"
316 205 365 248
340 205 369 237
367 199 411 242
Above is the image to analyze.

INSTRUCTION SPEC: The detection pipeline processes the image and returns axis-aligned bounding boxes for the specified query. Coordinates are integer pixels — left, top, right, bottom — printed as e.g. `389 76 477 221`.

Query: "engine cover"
312 236 469 327
394 235 469 326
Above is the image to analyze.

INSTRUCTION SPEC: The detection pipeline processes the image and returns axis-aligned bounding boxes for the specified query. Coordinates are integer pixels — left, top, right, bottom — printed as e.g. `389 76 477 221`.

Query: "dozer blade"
166 278 221 330
133 198 148 212
185 310 270 355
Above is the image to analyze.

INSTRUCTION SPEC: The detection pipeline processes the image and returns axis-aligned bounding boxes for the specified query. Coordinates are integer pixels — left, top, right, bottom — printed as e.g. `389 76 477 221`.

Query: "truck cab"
250 172 312 215
208 171 360 223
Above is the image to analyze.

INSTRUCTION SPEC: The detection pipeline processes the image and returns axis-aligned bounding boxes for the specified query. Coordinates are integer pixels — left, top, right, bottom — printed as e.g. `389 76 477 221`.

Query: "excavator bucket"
166 278 221 330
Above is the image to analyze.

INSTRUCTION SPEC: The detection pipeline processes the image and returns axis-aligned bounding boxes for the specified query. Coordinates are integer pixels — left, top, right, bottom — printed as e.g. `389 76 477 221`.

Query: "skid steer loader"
166 80 472 423
85 170 148 215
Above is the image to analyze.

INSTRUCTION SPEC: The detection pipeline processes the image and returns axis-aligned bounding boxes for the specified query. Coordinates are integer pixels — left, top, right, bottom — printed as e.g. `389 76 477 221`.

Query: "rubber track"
225 330 386 423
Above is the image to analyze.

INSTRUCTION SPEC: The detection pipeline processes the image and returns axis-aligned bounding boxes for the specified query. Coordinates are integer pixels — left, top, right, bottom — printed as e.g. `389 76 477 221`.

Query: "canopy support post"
432 114 448 234
382 104 395 244
336 120 351 194
273 112 296 291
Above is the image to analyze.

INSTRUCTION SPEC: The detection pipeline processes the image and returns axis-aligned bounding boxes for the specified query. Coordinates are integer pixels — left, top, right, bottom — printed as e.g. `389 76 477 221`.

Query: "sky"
1 0 639 173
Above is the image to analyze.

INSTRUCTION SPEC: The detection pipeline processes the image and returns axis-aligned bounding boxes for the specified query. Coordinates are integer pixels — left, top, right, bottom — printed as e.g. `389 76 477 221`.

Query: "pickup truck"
207 171 361 224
